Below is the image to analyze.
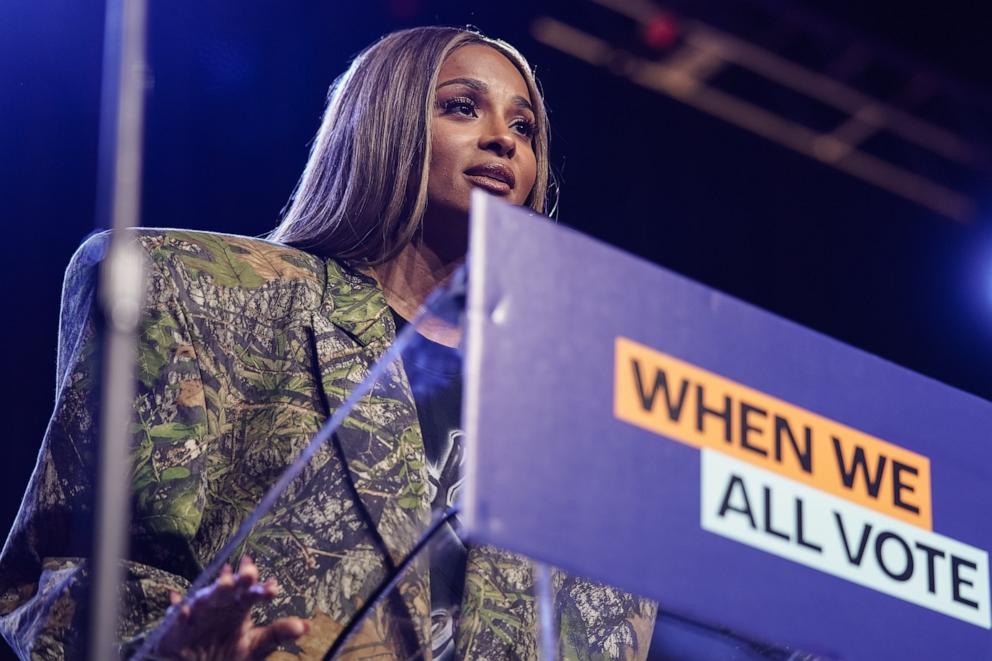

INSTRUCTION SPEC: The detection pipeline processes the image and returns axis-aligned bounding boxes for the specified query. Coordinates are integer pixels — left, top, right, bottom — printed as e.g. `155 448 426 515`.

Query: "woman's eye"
512 119 536 138
442 97 477 117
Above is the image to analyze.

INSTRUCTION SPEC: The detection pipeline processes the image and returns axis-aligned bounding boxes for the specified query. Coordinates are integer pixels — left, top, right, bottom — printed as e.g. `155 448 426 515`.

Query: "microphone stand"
88 0 149 658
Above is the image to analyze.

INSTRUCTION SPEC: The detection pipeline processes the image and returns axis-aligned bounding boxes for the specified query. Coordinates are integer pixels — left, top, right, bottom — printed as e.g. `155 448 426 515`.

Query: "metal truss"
533 0 991 222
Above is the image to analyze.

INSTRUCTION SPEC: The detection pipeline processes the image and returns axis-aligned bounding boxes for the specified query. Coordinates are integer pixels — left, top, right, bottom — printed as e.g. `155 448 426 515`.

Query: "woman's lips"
465 173 512 195
464 163 515 196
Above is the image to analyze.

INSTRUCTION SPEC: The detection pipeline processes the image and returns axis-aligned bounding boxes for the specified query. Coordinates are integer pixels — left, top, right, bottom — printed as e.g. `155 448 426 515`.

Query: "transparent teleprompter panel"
104 271 471 660
647 611 823 661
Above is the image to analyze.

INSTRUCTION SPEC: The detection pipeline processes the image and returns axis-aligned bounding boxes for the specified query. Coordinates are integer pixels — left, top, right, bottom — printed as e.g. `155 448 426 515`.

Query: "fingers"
231 556 279 608
248 617 310 659
157 561 295 660
247 577 280 600
168 558 272 620
168 590 192 620
217 562 235 587
225 555 272 606
192 556 277 616
237 554 259 586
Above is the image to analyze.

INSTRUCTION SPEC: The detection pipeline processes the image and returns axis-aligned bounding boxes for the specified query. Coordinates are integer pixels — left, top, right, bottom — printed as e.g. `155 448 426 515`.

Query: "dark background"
2 0 991 658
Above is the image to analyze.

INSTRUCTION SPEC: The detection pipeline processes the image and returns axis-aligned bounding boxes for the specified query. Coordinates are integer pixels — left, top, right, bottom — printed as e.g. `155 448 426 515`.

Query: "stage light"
964 213 992 324
641 11 679 52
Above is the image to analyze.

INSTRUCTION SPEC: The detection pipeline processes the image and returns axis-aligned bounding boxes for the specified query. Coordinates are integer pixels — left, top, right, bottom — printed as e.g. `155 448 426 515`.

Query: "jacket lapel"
309 258 432 653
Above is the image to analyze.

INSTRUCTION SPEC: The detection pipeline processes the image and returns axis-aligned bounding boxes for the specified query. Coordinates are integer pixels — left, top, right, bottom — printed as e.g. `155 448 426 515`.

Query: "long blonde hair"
269 26 551 264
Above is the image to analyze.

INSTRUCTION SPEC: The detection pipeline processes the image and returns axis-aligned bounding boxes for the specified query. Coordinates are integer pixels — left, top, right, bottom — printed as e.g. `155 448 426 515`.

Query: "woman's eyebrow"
438 77 487 92
438 77 534 113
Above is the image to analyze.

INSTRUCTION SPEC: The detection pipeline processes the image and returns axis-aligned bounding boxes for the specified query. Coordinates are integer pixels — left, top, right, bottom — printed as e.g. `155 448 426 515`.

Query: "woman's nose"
479 126 515 158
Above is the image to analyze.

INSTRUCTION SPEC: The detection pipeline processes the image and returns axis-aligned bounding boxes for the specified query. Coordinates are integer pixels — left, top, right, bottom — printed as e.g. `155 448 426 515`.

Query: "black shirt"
392 311 466 660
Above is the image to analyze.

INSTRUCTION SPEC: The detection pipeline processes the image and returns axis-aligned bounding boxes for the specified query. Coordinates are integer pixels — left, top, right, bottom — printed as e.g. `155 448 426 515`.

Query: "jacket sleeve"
0 232 209 659
459 545 657 661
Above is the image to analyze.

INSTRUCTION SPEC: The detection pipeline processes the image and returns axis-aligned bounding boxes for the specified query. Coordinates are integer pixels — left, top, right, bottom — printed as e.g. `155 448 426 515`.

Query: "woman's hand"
156 555 309 660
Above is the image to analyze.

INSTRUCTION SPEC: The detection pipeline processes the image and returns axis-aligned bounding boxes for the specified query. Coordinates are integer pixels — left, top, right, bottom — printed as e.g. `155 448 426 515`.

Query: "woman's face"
424 44 538 244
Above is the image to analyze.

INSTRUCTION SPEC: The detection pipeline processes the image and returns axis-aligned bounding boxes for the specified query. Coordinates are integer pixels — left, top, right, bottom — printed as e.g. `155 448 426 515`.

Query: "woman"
0 27 656 659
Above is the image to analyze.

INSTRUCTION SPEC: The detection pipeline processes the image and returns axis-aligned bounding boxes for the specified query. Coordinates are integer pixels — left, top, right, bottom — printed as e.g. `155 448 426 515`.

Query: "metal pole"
89 0 149 658
534 562 558 661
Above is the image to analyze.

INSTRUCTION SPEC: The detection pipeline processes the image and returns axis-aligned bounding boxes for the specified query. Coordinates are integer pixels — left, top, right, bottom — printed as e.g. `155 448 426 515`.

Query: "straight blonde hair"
269 26 552 264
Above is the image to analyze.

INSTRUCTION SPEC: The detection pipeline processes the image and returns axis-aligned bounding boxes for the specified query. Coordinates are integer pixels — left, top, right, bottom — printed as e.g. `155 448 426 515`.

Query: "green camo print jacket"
0 230 656 660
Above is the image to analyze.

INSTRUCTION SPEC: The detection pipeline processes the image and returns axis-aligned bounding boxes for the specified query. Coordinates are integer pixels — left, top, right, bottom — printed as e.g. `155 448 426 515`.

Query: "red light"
642 12 680 51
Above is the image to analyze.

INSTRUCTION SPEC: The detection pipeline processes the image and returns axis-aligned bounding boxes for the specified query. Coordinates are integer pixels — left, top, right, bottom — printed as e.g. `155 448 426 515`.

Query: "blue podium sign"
461 192 992 659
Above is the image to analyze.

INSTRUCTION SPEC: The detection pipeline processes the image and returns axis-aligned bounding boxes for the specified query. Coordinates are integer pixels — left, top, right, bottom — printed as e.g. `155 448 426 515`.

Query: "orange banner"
614 336 933 529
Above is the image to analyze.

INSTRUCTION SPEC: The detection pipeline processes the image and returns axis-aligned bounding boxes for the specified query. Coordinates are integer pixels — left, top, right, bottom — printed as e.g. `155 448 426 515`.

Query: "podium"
461 192 992 659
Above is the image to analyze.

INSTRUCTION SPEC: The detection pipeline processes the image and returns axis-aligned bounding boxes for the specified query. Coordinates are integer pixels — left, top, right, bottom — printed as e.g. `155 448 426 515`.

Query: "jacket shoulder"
72 228 325 290
132 228 325 290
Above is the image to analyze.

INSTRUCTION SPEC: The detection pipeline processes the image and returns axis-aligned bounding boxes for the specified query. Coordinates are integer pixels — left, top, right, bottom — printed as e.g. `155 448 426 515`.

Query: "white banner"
700 449 990 629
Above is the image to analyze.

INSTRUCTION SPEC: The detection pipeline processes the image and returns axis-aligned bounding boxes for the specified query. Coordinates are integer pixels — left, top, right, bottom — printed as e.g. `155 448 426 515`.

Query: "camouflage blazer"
0 230 656 660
